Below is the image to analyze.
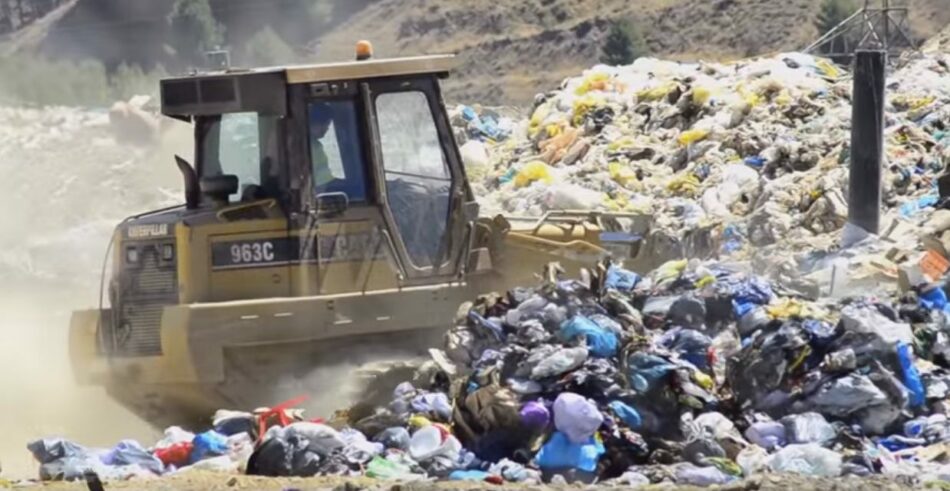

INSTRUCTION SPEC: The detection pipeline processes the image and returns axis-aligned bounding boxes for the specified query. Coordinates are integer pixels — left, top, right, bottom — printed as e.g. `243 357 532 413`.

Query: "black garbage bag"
247 436 295 477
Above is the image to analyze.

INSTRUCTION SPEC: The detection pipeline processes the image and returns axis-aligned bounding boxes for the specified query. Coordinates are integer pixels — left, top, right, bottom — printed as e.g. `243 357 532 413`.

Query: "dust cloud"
0 106 189 478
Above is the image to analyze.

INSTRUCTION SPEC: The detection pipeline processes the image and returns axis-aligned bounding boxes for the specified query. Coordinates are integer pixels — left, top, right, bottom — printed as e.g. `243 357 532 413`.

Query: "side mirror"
174 155 199 210
315 192 348 218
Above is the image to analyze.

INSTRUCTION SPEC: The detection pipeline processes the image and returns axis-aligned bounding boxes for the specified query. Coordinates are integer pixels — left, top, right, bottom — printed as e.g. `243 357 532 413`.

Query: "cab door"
289 82 400 296
365 77 468 282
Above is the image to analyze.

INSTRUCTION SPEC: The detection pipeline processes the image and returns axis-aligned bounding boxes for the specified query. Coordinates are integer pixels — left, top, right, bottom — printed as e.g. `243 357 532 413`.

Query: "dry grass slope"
313 0 950 104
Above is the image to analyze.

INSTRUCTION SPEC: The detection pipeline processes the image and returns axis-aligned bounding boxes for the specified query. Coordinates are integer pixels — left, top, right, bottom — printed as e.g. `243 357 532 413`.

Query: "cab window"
308 100 367 202
375 91 452 268
199 112 279 201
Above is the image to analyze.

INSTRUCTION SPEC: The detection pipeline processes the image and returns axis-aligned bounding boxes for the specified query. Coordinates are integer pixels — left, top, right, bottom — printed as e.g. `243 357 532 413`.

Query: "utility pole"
805 0 917 62
848 50 887 234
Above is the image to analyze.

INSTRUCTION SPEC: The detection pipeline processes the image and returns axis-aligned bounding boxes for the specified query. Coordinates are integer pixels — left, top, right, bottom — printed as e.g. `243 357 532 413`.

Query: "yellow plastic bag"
408 415 432 429
774 90 793 106
677 129 710 146
608 161 638 188
652 259 688 286
815 59 840 79
528 102 553 138
693 370 714 391
514 161 553 188
572 95 605 126
692 87 712 106
637 82 677 102
666 174 700 197
736 83 762 107
575 73 612 95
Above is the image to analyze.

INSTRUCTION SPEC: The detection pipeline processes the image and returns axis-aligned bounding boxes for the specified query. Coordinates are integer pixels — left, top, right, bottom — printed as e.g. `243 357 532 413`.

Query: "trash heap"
32 257 950 486
459 51 950 262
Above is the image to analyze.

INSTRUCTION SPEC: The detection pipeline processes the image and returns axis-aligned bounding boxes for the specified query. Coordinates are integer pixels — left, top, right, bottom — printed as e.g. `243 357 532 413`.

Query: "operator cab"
159 45 476 295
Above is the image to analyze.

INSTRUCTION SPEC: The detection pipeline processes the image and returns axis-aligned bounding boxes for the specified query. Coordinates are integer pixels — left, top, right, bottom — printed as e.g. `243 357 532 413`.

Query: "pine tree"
600 20 647 66
815 0 858 55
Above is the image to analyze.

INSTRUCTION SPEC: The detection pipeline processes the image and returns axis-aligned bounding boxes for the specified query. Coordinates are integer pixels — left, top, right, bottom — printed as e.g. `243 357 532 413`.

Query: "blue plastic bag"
535 431 604 472
191 431 229 464
605 265 640 292
626 352 677 392
919 287 950 312
608 401 642 429
560 315 618 358
897 342 926 408
103 440 164 474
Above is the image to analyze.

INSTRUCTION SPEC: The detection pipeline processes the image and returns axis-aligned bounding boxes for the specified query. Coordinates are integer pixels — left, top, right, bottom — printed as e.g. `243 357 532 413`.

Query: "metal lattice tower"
805 0 918 60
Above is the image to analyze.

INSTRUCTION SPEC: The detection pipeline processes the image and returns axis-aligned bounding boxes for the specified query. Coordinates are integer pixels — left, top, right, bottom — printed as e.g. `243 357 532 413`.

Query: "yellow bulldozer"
69 44 700 428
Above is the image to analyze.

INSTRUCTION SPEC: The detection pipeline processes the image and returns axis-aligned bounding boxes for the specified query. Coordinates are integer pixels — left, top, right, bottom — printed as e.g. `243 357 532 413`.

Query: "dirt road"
19 472 922 491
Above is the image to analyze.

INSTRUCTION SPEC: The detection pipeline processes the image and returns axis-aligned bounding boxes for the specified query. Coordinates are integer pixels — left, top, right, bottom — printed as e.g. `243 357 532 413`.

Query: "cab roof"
161 55 456 118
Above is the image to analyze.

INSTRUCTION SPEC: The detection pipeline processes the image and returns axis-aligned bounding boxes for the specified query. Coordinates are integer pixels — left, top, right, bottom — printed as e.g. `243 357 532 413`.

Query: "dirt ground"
5 472 927 491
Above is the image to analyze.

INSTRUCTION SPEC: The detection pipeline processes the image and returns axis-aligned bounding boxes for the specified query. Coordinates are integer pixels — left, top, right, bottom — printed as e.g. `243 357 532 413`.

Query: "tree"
815 0 858 55
243 26 296 67
167 0 224 66
600 19 648 66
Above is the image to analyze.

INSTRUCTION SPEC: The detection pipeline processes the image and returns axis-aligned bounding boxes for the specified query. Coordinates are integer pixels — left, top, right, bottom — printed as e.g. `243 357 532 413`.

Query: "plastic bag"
781 412 836 446
736 444 769 476
408 424 461 463
155 426 196 449
519 401 551 429
541 184 603 210
514 161 553 188
768 443 842 477
897 341 926 408
155 441 193 467
677 129 710 146
840 304 914 345
744 420 786 450
530 346 588 379
674 463 734 486
373 427 411 450
104 439 164 474
284 422 346 456
411 392 453 421
535 431 604 472
460 140 490 180
553 392 604 444
190 431 229 464
365 455 423 481
488 458 542 483
560 315 618 358
608 401 642 429
604 264 640 292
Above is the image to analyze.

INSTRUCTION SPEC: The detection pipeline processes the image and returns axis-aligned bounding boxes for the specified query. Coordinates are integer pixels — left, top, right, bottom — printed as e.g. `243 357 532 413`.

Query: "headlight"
126 247 139 263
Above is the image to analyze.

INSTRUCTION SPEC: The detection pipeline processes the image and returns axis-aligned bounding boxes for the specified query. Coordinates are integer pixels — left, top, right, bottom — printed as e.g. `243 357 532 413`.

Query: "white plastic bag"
768 443 842 477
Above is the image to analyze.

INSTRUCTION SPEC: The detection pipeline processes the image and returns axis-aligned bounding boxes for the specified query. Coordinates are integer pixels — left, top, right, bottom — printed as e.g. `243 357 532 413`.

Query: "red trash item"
256 395 309 442
154 441 194 467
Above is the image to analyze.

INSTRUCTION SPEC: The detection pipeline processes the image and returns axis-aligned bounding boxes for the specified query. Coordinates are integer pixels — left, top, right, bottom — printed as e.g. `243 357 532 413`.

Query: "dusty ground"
3 472 927 490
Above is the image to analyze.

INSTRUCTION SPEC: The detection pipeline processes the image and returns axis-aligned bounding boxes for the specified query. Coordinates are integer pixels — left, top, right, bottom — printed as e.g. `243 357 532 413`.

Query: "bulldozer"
69 44 692 428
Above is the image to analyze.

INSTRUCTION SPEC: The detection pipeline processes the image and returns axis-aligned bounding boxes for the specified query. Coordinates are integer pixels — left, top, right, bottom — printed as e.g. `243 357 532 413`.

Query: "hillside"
313 0 950 104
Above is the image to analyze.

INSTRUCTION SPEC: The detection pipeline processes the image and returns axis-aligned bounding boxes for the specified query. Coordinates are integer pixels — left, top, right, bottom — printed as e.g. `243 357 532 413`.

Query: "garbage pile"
459 51 950 263
30 257 950 486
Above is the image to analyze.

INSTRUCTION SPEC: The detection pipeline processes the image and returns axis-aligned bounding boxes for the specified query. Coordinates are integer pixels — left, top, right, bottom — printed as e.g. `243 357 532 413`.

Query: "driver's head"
310 103 333 140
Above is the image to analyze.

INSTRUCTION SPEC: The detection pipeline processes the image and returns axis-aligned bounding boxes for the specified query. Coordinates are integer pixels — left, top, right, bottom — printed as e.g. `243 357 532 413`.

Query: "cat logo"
127 224 170 239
